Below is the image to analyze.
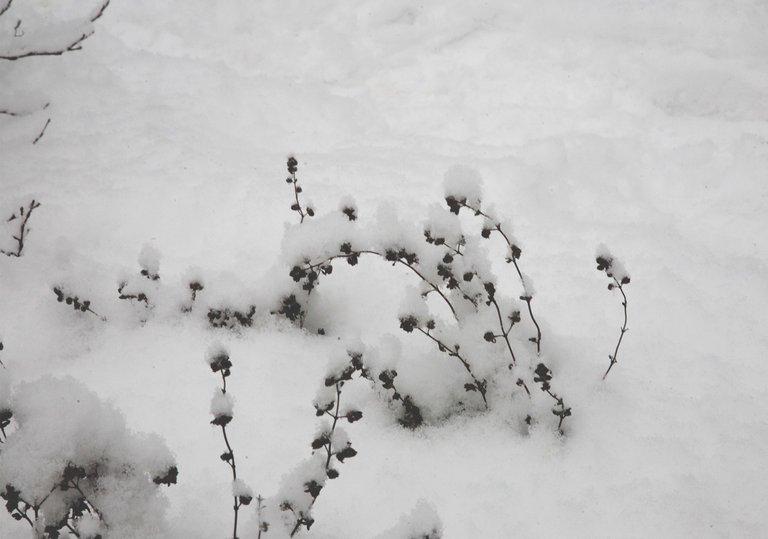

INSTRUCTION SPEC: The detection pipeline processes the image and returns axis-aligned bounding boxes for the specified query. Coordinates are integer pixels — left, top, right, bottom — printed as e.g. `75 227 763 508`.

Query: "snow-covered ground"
2 0 768 537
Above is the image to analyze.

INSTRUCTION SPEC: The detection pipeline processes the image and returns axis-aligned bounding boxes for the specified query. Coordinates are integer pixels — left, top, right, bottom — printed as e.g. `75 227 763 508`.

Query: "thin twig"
32 117 50 144
488 296 518 366
0 0 13 18
603 277 628 380
416 327 488 408
1 200 41 257
460 200 543 354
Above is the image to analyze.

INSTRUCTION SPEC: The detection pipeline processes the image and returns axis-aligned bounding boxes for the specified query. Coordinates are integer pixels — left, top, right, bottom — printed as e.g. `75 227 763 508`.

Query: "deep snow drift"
1 0 767 537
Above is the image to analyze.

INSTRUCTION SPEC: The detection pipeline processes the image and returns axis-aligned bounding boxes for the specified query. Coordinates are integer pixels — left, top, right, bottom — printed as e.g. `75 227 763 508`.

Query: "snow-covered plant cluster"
278 158 579 434
0 374 177 539
225 348 442 539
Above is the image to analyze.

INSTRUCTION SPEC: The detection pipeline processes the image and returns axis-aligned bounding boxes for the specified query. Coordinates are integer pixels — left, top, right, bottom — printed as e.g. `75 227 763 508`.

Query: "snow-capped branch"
0 0 110 61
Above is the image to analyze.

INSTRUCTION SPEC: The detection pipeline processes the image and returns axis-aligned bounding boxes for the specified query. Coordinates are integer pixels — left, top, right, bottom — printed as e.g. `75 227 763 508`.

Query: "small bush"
0 376 177 538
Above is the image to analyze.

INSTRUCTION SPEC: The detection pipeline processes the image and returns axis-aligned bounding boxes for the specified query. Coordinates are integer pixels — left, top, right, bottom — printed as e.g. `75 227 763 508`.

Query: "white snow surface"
2 0 768 538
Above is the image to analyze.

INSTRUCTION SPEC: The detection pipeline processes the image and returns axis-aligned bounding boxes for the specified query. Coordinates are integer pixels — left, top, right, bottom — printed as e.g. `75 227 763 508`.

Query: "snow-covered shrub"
0 375 177 538
206 343 258 539
270 350 364 537
278 158 571 433
373 500 442 539
595 246 631 380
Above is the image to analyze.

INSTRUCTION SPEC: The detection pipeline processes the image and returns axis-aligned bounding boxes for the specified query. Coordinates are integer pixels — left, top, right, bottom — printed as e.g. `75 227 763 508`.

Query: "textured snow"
1 0 768 537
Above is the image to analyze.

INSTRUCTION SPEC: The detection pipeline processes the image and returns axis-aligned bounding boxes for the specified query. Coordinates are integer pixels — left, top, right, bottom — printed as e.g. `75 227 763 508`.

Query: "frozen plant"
0 375 177 538
285 156 314 224
595 246 631 380
278 159 571 433
117 244 162 321
206 343 259 539
274 351 364 537
207 305 257 330
373 499 442 539
0 199 40 257
181 279 205 313
52 286 106 321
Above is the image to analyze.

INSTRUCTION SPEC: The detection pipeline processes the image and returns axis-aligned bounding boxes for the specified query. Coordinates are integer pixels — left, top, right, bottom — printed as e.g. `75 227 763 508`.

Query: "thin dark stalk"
522 296 541 355
12 494 34 527
256 496 265 539
460 201 543 354
488 297 518 366
603 278 628 380
324 384 341 470
1 200 40 258
290 383 343 538
32 118 50 144
216 371 240 539
0 0 13 17
65 522 82 538
291 169 306 224
416 327 488 408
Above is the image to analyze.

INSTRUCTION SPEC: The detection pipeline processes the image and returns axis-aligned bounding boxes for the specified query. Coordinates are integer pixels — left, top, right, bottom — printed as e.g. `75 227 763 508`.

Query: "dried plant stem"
461 201 543 354
488 296 518 366
0 0 13 18
603 277 628 380
32 118 51 144
1 200 41 258
290 382 345 537
416 327 488 408
216 368 242 539
290 169 307 223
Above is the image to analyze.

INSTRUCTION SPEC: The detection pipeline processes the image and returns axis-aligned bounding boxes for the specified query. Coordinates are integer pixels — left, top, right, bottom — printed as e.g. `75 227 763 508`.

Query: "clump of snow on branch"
443 164 483 207
0 375 176 538
373 499 443 539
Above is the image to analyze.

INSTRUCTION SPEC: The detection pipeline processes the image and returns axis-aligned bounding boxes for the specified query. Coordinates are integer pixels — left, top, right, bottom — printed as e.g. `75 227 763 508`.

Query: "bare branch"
0 0 110 61
32 117 50 144
0 102 49 118
0 0 13 19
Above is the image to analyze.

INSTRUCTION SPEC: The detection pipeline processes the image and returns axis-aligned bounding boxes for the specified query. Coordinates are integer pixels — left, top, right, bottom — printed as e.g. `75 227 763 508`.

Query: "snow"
2 0 768 537
443 164 483 207
210 389 234 420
